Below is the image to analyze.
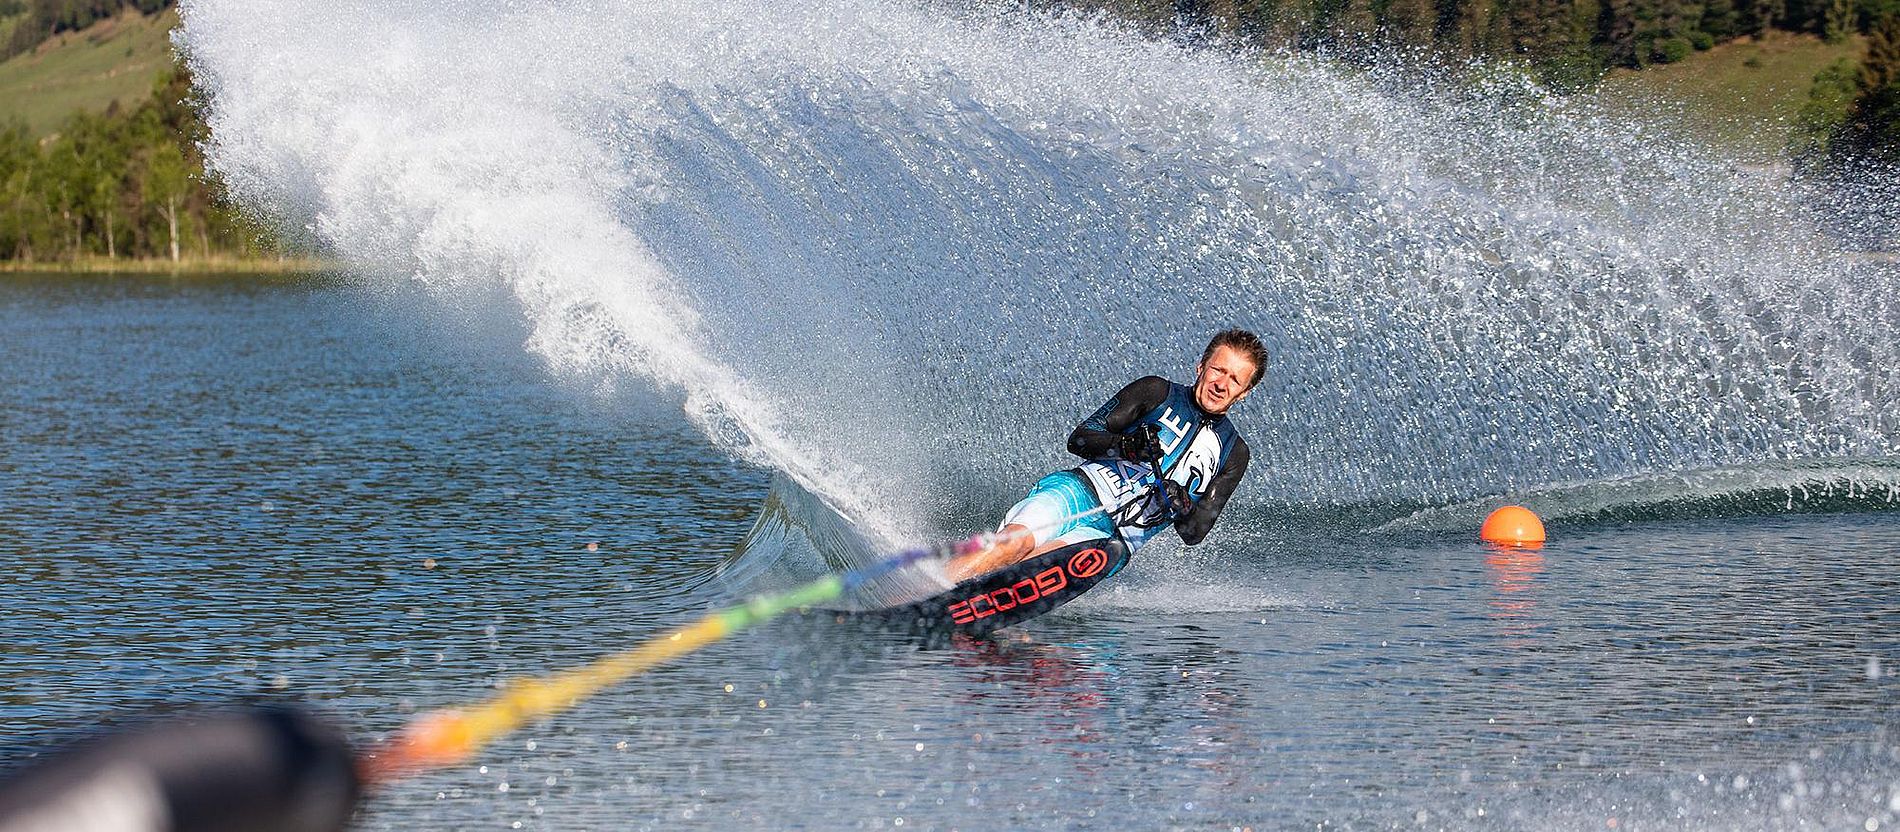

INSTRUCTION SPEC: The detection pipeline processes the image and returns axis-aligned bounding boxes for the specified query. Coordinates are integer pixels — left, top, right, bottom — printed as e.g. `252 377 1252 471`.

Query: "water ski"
864 538 1130 636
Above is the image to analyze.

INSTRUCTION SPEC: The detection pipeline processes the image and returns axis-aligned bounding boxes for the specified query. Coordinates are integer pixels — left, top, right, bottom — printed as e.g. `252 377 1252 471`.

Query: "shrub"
1789 57 1863 160
1654 36 1695 61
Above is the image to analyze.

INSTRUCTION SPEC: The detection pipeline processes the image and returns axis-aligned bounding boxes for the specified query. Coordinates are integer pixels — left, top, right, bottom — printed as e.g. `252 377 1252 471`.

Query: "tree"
40 130 86 258
1600 0 1642 65
1743 0 1786 33
1841 13 1900 159
58 110 129 259
0 122 43 260
1441 0 1501 52
1382 0 1440 44
1503 0 1603 85
1823 0 1857 38
84 123 129 259
141 139 188 262
1865 0 1900 32
1301 0 1378 49
1701 0 1741 37
1789 57 1862 161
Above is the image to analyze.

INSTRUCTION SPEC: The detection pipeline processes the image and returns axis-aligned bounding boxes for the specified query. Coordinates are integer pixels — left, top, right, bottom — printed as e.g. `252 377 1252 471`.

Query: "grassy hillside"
0 6 177 139
0 5 1863 160
1597 30 1866 159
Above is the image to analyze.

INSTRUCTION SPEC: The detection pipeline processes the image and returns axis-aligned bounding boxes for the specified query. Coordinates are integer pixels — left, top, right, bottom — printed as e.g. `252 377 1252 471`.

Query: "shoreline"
0 256 339 275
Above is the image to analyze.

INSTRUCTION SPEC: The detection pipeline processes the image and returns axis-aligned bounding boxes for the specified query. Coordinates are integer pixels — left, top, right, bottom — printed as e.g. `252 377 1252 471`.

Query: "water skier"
947 329 1264 581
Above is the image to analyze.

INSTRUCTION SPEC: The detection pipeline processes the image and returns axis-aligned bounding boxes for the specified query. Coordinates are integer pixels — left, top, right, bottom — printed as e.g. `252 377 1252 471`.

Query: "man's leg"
945 472 1101 582
944 523 1036 581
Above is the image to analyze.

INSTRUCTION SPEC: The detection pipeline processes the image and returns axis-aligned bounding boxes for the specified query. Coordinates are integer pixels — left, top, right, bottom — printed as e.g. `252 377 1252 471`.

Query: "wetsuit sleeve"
1175 436 1249 546
1066 376 1173 460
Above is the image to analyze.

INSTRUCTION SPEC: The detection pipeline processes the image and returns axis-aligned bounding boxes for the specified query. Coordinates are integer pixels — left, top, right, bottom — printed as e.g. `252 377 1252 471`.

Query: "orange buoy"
1480 505 1545 547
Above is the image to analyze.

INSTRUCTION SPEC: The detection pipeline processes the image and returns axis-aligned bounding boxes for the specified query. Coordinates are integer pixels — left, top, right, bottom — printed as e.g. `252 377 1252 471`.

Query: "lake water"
1 272 1895 830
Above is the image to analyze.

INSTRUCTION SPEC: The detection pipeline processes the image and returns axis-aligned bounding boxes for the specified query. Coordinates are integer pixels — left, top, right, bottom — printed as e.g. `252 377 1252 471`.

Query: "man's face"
1194 345 1258 415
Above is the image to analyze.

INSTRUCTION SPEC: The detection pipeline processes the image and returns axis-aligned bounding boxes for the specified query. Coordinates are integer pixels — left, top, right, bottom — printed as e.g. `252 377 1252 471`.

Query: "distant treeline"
1082 0 1900 160
0 64 284 263
0 0 166 59
1087 0 1899 84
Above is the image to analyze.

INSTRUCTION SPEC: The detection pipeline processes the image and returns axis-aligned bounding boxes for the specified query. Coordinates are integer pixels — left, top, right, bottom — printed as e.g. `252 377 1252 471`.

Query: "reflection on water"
1 275 1896 830
1485 543 1547 646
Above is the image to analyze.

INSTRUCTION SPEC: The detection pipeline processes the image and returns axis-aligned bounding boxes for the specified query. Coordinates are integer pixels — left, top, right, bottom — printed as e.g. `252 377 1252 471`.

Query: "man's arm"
1066 376 1173 460
1174 437 1250 546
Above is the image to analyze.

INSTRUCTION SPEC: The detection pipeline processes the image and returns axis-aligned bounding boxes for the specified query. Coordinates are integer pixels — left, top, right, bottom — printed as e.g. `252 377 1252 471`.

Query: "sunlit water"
2 274 1895 830
7 0 1890 826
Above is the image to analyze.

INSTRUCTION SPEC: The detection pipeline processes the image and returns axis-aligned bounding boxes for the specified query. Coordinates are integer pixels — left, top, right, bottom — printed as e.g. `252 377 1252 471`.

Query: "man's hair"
1201 329 1269 388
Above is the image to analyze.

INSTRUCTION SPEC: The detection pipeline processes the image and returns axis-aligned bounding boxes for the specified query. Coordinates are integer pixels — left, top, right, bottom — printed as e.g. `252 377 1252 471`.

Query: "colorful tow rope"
361 533 996 784
359 496 1128 785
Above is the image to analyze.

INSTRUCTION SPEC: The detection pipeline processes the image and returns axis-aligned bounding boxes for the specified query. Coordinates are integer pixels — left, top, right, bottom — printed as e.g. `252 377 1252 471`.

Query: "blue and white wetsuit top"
1070 377 1249 551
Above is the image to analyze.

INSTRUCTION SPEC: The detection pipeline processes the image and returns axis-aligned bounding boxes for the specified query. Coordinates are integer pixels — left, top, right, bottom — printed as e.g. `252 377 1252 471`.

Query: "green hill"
1596 30 1865 159
0 6 177 139
0 6 311 270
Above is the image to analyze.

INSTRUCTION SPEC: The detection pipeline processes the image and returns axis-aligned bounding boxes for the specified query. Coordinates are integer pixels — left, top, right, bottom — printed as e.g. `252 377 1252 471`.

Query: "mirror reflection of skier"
947 330 1265 581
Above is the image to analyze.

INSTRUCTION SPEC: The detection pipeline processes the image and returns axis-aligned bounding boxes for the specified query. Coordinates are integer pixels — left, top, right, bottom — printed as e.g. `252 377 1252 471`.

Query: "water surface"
2 274 1895 830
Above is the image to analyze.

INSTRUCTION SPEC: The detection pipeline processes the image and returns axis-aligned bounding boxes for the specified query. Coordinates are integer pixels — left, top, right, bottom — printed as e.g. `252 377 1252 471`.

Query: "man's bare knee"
946 524 1039 581
999 523 1036 557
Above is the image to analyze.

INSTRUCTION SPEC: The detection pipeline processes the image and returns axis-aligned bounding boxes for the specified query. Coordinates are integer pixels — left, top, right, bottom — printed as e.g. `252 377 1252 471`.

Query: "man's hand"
1159 480 1193 519
1118 424 1165 462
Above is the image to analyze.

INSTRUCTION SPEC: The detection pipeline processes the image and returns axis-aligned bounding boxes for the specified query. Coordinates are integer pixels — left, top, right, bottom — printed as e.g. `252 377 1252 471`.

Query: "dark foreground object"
0 706 357 832
862 539 1130 636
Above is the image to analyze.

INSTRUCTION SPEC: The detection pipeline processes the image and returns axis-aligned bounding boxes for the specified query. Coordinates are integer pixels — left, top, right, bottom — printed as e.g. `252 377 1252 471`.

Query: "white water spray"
179 0 1900 547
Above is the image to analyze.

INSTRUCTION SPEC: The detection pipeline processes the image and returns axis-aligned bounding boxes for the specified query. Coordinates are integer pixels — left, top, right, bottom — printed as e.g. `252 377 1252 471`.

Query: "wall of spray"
179 0 1900 565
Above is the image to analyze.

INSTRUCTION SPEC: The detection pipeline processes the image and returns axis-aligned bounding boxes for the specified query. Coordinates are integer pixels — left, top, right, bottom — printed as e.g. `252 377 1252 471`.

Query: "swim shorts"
999 470 1118 546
